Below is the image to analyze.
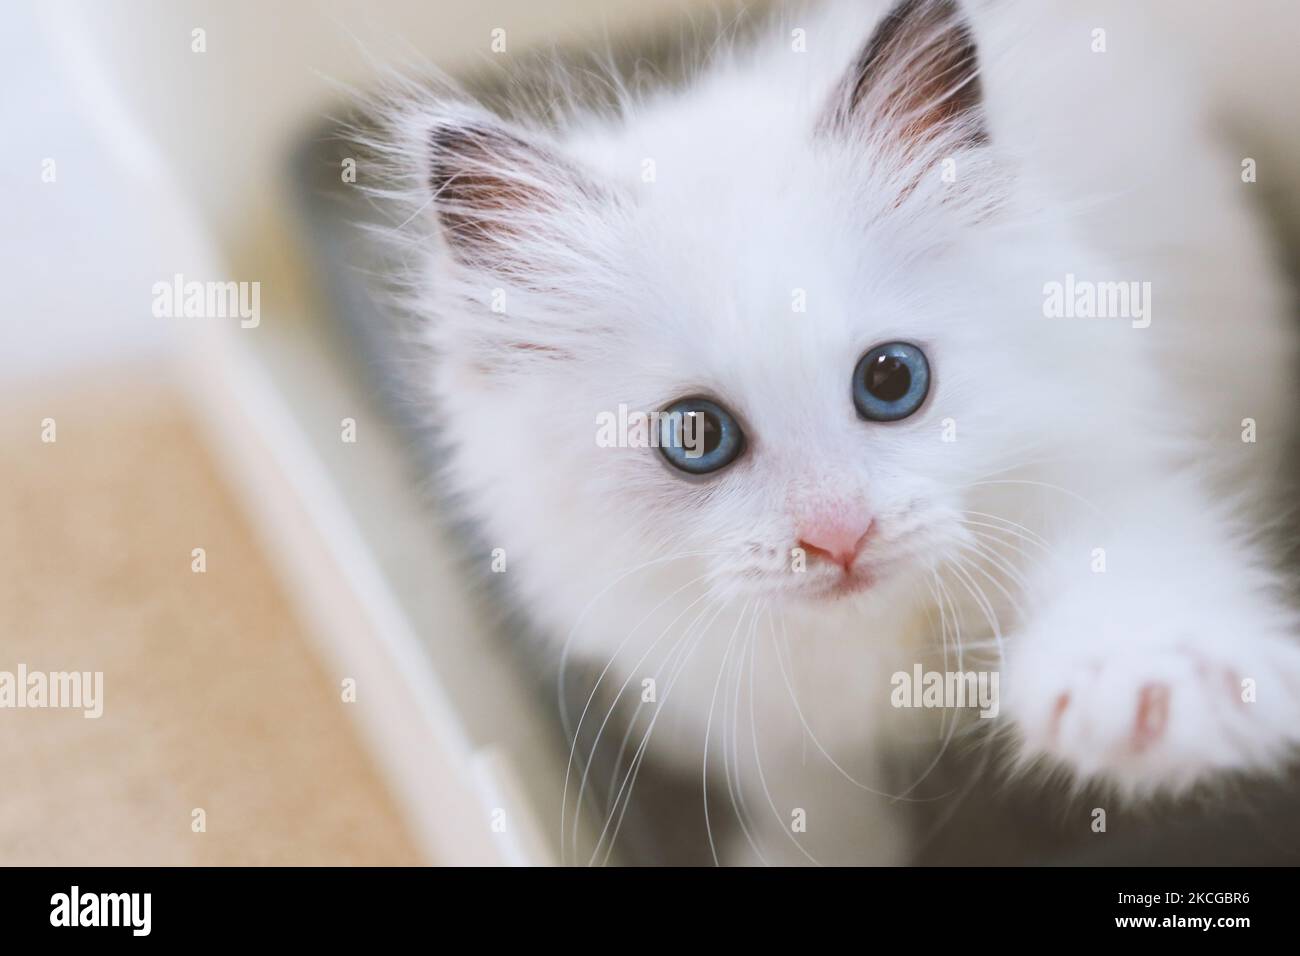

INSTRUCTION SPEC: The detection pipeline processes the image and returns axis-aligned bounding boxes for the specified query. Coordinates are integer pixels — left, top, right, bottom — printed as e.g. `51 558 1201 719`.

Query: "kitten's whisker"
558 547 728 741
892 574 965 800
721 605 767 865
571 577 717 861
957 450 1092 486
924 535 1013 827
942 559 1006 676
770 610 921 800
597 600 731 866
599 587 718 807
704 600 756 866
964 478 1107 521
569 591 707 862
773 609 808 766
560 563 718 864
961 523 1049 568
953 538 1030 601
750 606 820 865
934 573 965 675
952 549 1026 645
592 597 729 866
922 575 951 742
958 510 1051 549
919 572 978 788
968 524 1042 573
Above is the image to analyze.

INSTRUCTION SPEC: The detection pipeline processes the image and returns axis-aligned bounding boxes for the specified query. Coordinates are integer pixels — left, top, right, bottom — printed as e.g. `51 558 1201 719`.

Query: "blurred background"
4 0 1300 866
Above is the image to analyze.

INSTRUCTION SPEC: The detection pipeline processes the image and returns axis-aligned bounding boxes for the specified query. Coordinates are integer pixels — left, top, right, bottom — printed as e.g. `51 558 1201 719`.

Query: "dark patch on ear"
822 0 986 151
427 115 614 275
428 122 552 253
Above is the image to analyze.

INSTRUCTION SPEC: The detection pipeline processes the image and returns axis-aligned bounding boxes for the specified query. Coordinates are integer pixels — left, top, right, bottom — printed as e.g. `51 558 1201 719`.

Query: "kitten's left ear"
821 0 986 154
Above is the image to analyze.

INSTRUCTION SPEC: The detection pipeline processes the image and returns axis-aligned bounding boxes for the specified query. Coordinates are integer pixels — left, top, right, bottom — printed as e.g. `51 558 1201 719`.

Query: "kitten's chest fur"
568 568 977 773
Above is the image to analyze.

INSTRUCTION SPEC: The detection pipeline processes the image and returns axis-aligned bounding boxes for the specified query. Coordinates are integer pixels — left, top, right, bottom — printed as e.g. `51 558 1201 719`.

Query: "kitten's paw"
1006 633 1300 794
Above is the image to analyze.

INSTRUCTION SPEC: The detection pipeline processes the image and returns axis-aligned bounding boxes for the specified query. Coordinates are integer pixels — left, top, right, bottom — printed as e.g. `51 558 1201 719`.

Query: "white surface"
0 3 188 385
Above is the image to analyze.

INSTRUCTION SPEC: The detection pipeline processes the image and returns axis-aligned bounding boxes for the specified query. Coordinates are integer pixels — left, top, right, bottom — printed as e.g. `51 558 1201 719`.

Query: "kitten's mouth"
738 555 891 602
808 568 876 601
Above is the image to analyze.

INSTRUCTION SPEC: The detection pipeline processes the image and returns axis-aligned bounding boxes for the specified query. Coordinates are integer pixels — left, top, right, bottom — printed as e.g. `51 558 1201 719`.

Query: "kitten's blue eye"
657 397 745 476
853 342 930 422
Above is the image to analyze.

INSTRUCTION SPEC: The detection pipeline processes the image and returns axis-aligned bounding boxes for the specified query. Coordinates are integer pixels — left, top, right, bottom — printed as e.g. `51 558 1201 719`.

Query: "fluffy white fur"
374 0 1300 864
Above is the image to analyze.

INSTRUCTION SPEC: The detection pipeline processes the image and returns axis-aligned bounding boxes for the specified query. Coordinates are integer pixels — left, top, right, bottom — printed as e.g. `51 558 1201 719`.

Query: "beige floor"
0 373 420 865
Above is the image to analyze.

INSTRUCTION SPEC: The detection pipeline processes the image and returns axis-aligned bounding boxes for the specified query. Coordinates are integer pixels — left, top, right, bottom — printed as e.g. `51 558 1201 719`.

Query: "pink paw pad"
1049 692 1071 741
1133 682 1170 752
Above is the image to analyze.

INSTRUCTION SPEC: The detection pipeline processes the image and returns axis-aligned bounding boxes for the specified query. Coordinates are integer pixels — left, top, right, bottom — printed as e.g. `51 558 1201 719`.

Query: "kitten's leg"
1003 475 1300 794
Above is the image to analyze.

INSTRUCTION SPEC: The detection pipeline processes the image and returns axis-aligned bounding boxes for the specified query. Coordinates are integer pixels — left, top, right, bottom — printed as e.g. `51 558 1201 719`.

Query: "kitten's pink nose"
797 520 873 572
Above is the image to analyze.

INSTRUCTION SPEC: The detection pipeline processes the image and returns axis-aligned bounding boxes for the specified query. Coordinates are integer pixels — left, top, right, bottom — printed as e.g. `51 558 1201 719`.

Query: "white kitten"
379 0 1300 864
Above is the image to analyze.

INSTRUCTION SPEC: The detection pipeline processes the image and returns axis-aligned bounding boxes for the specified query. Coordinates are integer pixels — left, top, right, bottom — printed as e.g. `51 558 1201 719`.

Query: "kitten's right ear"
820 0 986 157
423 105 623 281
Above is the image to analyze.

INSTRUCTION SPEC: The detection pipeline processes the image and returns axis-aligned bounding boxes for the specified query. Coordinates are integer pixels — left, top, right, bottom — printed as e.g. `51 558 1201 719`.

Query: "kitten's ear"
821 0 986 154
423 105 623 281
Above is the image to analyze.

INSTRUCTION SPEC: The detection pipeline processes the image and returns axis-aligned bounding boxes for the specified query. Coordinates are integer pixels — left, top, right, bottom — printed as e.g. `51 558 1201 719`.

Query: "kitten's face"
546 174 1054 605
416 0 1086 608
